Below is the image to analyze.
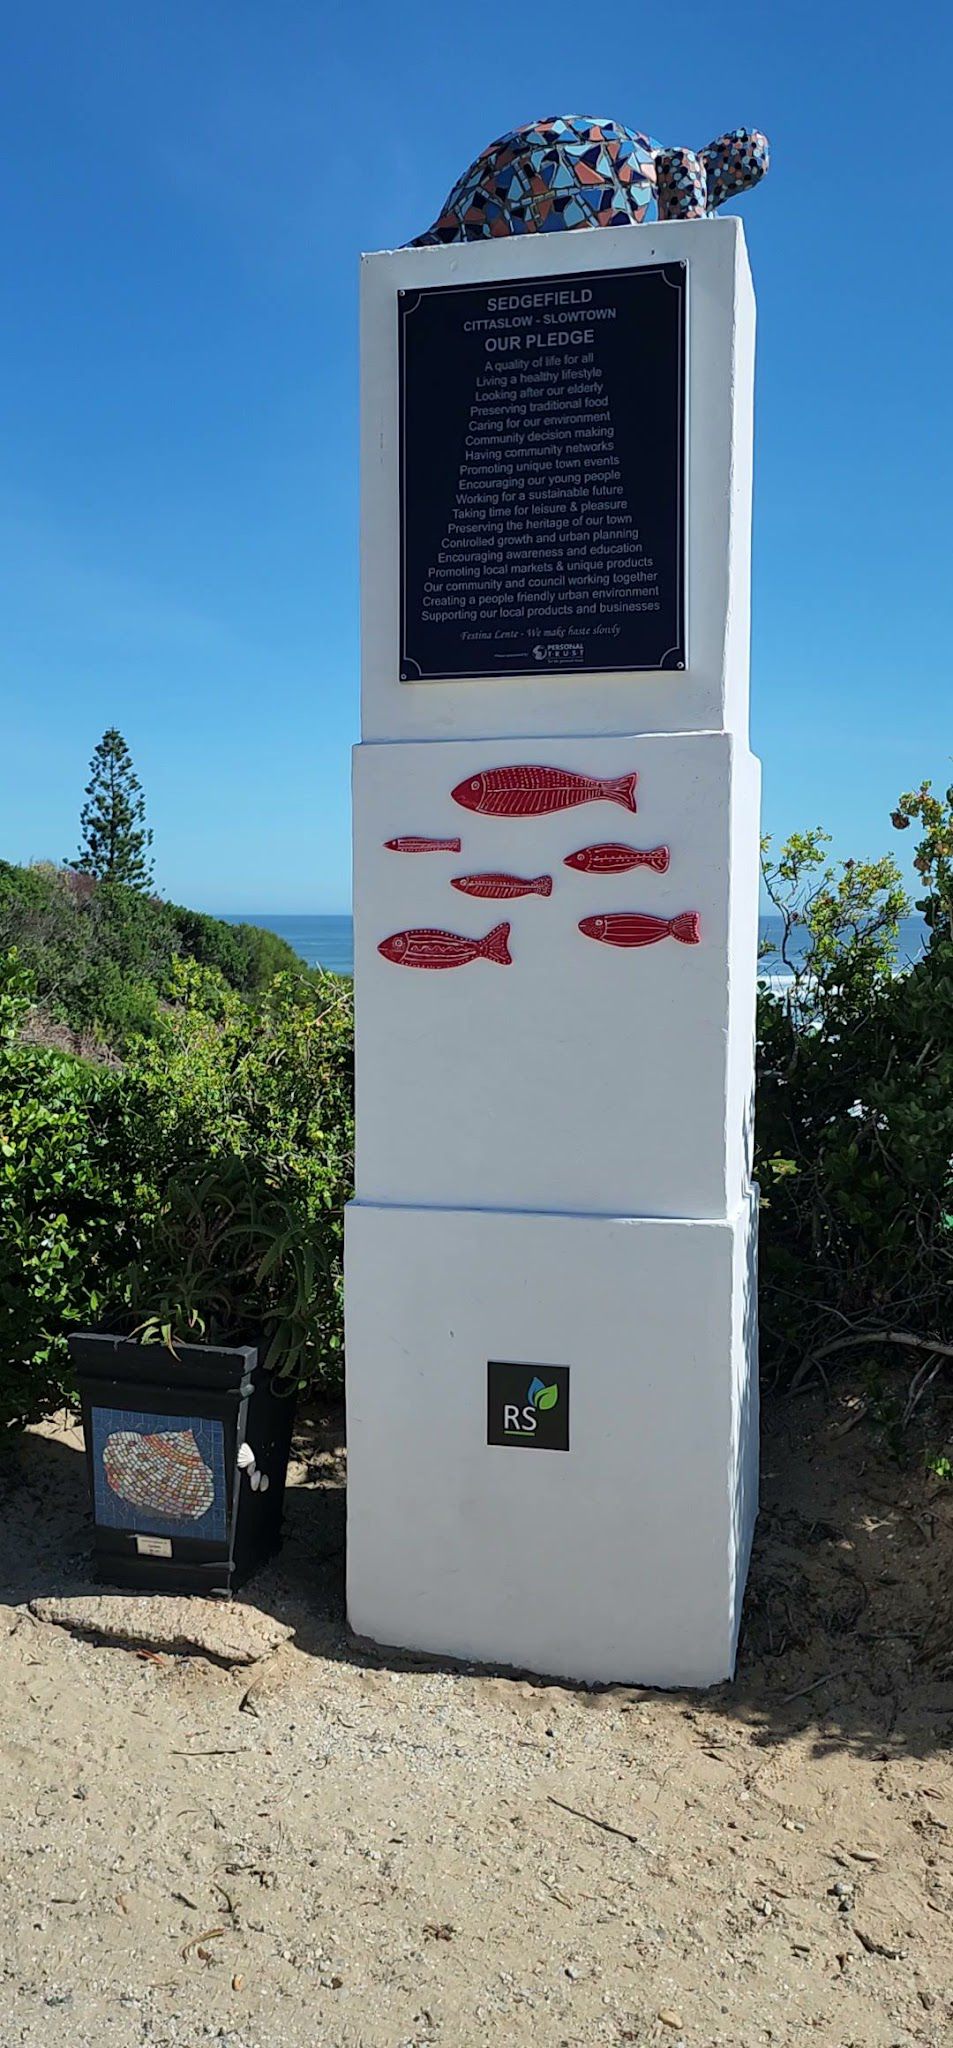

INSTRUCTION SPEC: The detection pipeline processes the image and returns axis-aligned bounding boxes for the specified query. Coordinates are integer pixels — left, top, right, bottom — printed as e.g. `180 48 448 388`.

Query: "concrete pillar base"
345 1191 758 1689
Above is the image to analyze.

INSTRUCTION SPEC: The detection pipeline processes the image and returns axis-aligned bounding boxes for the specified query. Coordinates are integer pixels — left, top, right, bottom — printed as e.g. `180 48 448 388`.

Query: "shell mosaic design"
89 1406 228 1541
102 1428 215 1520
412 116 768 244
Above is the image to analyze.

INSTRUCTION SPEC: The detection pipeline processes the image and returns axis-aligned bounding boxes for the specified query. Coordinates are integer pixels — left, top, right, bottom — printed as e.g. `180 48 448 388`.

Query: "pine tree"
70 729 155 890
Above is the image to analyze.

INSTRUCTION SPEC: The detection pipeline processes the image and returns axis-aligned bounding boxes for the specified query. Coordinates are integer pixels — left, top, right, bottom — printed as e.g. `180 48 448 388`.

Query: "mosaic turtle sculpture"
412 115 769 244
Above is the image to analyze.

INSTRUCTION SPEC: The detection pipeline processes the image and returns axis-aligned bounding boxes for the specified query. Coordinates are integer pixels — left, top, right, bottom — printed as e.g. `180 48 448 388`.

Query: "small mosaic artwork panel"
89 1406 228 1542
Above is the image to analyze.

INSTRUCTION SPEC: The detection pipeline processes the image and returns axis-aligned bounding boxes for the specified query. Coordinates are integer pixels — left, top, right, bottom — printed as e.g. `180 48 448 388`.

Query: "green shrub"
120 962 353 1380
129 1155 341 1387
0 861 176 1045
756 816 953 1442
166 906 303 992
0 862 312 1050
0 861 90 1017
0 954 146 1427
0 947 353 1425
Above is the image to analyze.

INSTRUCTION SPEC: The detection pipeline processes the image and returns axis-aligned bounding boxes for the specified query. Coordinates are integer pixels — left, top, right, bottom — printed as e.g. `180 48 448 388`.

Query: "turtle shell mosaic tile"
90 1407 228 1542
412 116 768 244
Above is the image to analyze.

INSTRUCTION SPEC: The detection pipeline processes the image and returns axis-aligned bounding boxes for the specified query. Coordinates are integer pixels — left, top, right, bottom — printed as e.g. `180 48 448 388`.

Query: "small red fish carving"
451 872 552 900
378 923 512 969
564 843 670 876
384 836 462 853
451 765 637 818
579 911 700 949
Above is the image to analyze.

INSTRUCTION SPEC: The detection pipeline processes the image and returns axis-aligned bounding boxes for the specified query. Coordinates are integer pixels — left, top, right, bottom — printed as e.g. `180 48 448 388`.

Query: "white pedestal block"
345 1192 758 1688
353 731 759 1219
361 217 754 743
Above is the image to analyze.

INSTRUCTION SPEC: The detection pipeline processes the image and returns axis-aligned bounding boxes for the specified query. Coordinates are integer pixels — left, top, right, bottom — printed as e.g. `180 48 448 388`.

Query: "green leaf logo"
535 1383 559 1412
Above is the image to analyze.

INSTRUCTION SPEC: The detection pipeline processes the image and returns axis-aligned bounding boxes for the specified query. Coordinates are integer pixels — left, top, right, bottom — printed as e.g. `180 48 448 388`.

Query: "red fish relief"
451 765 638 818
384 836 462 853
451 872 552 900
564 843 670 876
378 923 512 969
579 911 700 949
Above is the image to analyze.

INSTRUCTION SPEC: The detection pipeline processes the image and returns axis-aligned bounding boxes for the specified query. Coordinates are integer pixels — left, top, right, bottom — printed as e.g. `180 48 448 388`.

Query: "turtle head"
700 128 770 211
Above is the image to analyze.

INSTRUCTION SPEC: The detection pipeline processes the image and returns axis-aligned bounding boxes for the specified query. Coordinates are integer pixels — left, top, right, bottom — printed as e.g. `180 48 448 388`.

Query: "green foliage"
165 904 303 992
128 1157 339 1387
71 728 154 890
0 945 353 1427
0 861 91 1018
0 860 309 1049
760 827 908 1006
891 777 953 944
76 881 180 1041
0 953 144 1428
757 819 953 1456
120 963 353 1380
0 859 172 1044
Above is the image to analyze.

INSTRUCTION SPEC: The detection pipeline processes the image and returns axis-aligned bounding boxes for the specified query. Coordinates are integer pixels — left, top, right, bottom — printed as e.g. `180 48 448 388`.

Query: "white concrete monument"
346 213 760 1687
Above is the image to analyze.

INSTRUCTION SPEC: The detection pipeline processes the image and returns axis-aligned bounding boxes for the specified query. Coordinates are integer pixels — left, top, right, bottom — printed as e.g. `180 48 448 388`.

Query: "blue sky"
2 1 950 914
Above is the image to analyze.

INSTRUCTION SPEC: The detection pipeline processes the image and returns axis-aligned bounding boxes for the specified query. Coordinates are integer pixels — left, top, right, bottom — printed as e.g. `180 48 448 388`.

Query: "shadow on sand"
3 1386 951 1762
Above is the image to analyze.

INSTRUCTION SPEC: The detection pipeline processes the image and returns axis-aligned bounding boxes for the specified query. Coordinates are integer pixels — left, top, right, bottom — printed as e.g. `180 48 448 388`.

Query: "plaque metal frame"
398 261 687 683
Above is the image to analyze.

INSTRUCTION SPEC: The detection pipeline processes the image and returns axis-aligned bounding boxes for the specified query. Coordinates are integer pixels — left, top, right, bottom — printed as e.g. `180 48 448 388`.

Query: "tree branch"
791 1327 953 1395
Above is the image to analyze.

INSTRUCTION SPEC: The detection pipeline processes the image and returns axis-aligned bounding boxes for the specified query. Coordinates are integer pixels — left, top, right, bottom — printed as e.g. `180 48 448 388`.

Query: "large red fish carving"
579 911 700 949
564 843 670 876
451 872 552 900
378 923 512 969
452 765 638 818
384 836 462 853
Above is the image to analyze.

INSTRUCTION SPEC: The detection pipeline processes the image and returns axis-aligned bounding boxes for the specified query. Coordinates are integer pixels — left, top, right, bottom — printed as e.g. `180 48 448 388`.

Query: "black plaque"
398 263 686 681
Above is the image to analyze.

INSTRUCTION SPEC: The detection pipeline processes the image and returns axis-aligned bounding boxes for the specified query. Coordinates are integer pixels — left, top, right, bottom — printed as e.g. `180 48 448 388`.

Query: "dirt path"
1 1390 951 2048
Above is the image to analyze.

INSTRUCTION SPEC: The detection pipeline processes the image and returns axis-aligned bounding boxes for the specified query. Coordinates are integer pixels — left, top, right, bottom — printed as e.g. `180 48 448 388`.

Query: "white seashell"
258 1473 270 1494
237 1443 256 1470
249 1469 261 1491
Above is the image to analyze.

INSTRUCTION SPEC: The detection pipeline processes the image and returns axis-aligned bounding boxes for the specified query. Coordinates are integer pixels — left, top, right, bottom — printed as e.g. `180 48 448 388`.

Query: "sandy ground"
1 1388 951 2048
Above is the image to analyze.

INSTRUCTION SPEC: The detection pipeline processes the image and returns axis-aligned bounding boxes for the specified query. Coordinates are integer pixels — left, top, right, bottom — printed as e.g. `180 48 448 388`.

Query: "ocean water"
759 914 928 983
224 913 929 983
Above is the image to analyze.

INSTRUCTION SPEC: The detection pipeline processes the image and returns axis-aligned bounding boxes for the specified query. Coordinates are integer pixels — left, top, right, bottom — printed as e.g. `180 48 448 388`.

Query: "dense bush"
0 860 305 1047
0 955 141 1426
756 792 953 1447
0 948 353 1429
165 905 305 994
123 960 353 1380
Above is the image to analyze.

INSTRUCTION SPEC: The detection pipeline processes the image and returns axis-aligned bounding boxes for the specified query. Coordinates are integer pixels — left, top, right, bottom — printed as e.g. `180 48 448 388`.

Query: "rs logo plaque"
487 1362 570 1452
